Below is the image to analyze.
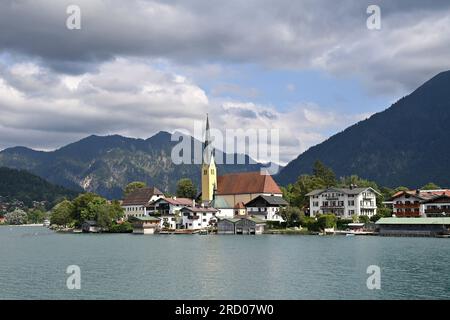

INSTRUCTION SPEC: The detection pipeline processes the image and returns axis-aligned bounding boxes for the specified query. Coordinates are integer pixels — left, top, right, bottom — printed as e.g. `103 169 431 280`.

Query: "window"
203 169 207 175
348 200 355 206
203 219 207 222
211 169 215 174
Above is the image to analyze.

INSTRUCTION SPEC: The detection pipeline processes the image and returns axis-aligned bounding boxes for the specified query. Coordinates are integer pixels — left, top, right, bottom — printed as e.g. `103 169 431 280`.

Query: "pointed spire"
204 113 213 165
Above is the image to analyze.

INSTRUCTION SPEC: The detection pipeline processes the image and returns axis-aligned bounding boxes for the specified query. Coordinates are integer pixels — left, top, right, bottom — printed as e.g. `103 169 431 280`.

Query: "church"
200 115 284 220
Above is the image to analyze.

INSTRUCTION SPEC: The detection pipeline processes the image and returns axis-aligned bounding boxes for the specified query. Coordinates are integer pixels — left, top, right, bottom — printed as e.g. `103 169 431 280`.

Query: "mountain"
0 132 267 199
276 71 450 189
0 167 78 208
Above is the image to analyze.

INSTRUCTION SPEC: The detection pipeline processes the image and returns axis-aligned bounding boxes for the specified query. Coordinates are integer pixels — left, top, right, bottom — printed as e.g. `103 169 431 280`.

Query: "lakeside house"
388 189 450 217
148 197 193 230
376 217 450 237
217 216 266 235
306 186 379 218
245 195 288 222
122 187 164 219
129 216 161 234
181 206 219 230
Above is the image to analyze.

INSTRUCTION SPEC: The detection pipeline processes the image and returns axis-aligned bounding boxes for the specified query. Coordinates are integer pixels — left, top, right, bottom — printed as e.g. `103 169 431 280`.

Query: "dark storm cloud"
1 0 450 88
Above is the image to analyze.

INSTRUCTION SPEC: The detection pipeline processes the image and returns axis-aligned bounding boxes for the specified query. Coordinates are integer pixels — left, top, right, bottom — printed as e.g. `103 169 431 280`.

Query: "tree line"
279 160 441 229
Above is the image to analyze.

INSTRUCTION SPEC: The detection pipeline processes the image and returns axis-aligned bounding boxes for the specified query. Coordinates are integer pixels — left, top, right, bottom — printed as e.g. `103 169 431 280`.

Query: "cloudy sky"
1 0 450 164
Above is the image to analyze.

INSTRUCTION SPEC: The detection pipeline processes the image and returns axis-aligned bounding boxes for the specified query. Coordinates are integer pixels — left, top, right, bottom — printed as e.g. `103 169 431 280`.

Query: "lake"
0 226 449 299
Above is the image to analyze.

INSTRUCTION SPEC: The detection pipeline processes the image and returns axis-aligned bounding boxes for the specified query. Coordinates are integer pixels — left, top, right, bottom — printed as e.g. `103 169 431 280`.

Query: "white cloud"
0 58 369 164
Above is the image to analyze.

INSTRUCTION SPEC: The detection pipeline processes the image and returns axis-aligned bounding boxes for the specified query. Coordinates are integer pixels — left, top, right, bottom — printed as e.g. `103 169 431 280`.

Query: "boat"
43 219 50 227
345 233 355 237
199 230 208 235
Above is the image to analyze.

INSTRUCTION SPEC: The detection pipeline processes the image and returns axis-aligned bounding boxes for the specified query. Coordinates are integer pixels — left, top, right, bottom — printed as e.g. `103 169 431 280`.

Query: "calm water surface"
0 226 449 299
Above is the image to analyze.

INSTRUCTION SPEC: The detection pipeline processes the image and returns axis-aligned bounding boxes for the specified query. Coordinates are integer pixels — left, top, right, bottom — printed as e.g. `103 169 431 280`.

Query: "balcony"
394 204 420 209
425 208 450 214
395 211 421 217
320 206 344 209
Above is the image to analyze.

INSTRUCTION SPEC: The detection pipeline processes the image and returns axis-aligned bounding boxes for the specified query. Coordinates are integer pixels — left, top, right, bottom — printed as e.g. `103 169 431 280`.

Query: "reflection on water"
0 226 449 300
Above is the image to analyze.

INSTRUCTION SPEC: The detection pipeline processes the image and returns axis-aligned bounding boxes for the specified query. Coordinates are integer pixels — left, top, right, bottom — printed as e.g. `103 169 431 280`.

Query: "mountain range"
0 167 78 209
276 70 450 188
0 132 267 199
1 71 449 198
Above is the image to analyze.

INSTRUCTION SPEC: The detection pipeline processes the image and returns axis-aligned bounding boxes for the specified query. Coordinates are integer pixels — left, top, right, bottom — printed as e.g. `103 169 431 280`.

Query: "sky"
1 0 450 164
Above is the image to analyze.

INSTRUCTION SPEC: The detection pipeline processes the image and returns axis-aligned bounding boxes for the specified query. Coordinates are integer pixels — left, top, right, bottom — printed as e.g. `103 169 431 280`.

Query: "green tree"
313 160 336 187
288 175 326 207
393 186 409 193
316 214 337 231
421 182 440 190
338 175 379 190
359 215 370 224
5 209 27 225
27 209 46 224
109 200 125 221
124 181 147 197
71 193 99 225
108 221 133 233
176 178 197 199
81 196 108 222
50 200 74 226
377 207 393 217
299 216 317 230
279 206 302 227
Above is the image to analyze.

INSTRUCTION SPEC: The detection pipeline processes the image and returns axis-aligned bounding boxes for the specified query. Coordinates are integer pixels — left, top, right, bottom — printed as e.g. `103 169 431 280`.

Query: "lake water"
0 226 449 299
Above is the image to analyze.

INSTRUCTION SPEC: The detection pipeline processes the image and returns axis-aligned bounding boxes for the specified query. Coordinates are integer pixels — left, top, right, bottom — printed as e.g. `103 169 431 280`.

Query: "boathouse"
376 217 450 237
217 216 266 234
130 216 161 234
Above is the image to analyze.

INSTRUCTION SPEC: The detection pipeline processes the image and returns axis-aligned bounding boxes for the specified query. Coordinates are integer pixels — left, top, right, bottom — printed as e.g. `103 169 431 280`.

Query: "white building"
181 206 219 230
209 197 234 219
389 189 450 217
122 187 164 219
149 197 194 230
245 195 288 222
307 187 379 218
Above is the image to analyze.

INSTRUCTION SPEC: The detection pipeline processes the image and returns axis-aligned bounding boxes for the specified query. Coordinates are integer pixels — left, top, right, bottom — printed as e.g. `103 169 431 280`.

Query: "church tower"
201 114 217 202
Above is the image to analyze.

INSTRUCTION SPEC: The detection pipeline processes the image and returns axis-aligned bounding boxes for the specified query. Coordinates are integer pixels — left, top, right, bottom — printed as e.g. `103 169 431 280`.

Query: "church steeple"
201 114 217 202
204 113 213 164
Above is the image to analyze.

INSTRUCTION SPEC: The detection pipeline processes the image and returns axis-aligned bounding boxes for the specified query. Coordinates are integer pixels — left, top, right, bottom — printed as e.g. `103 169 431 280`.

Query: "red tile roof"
390 189 450 201
181 206 219 213
217 172 282 195
156 197 193 206
122 187 163 206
